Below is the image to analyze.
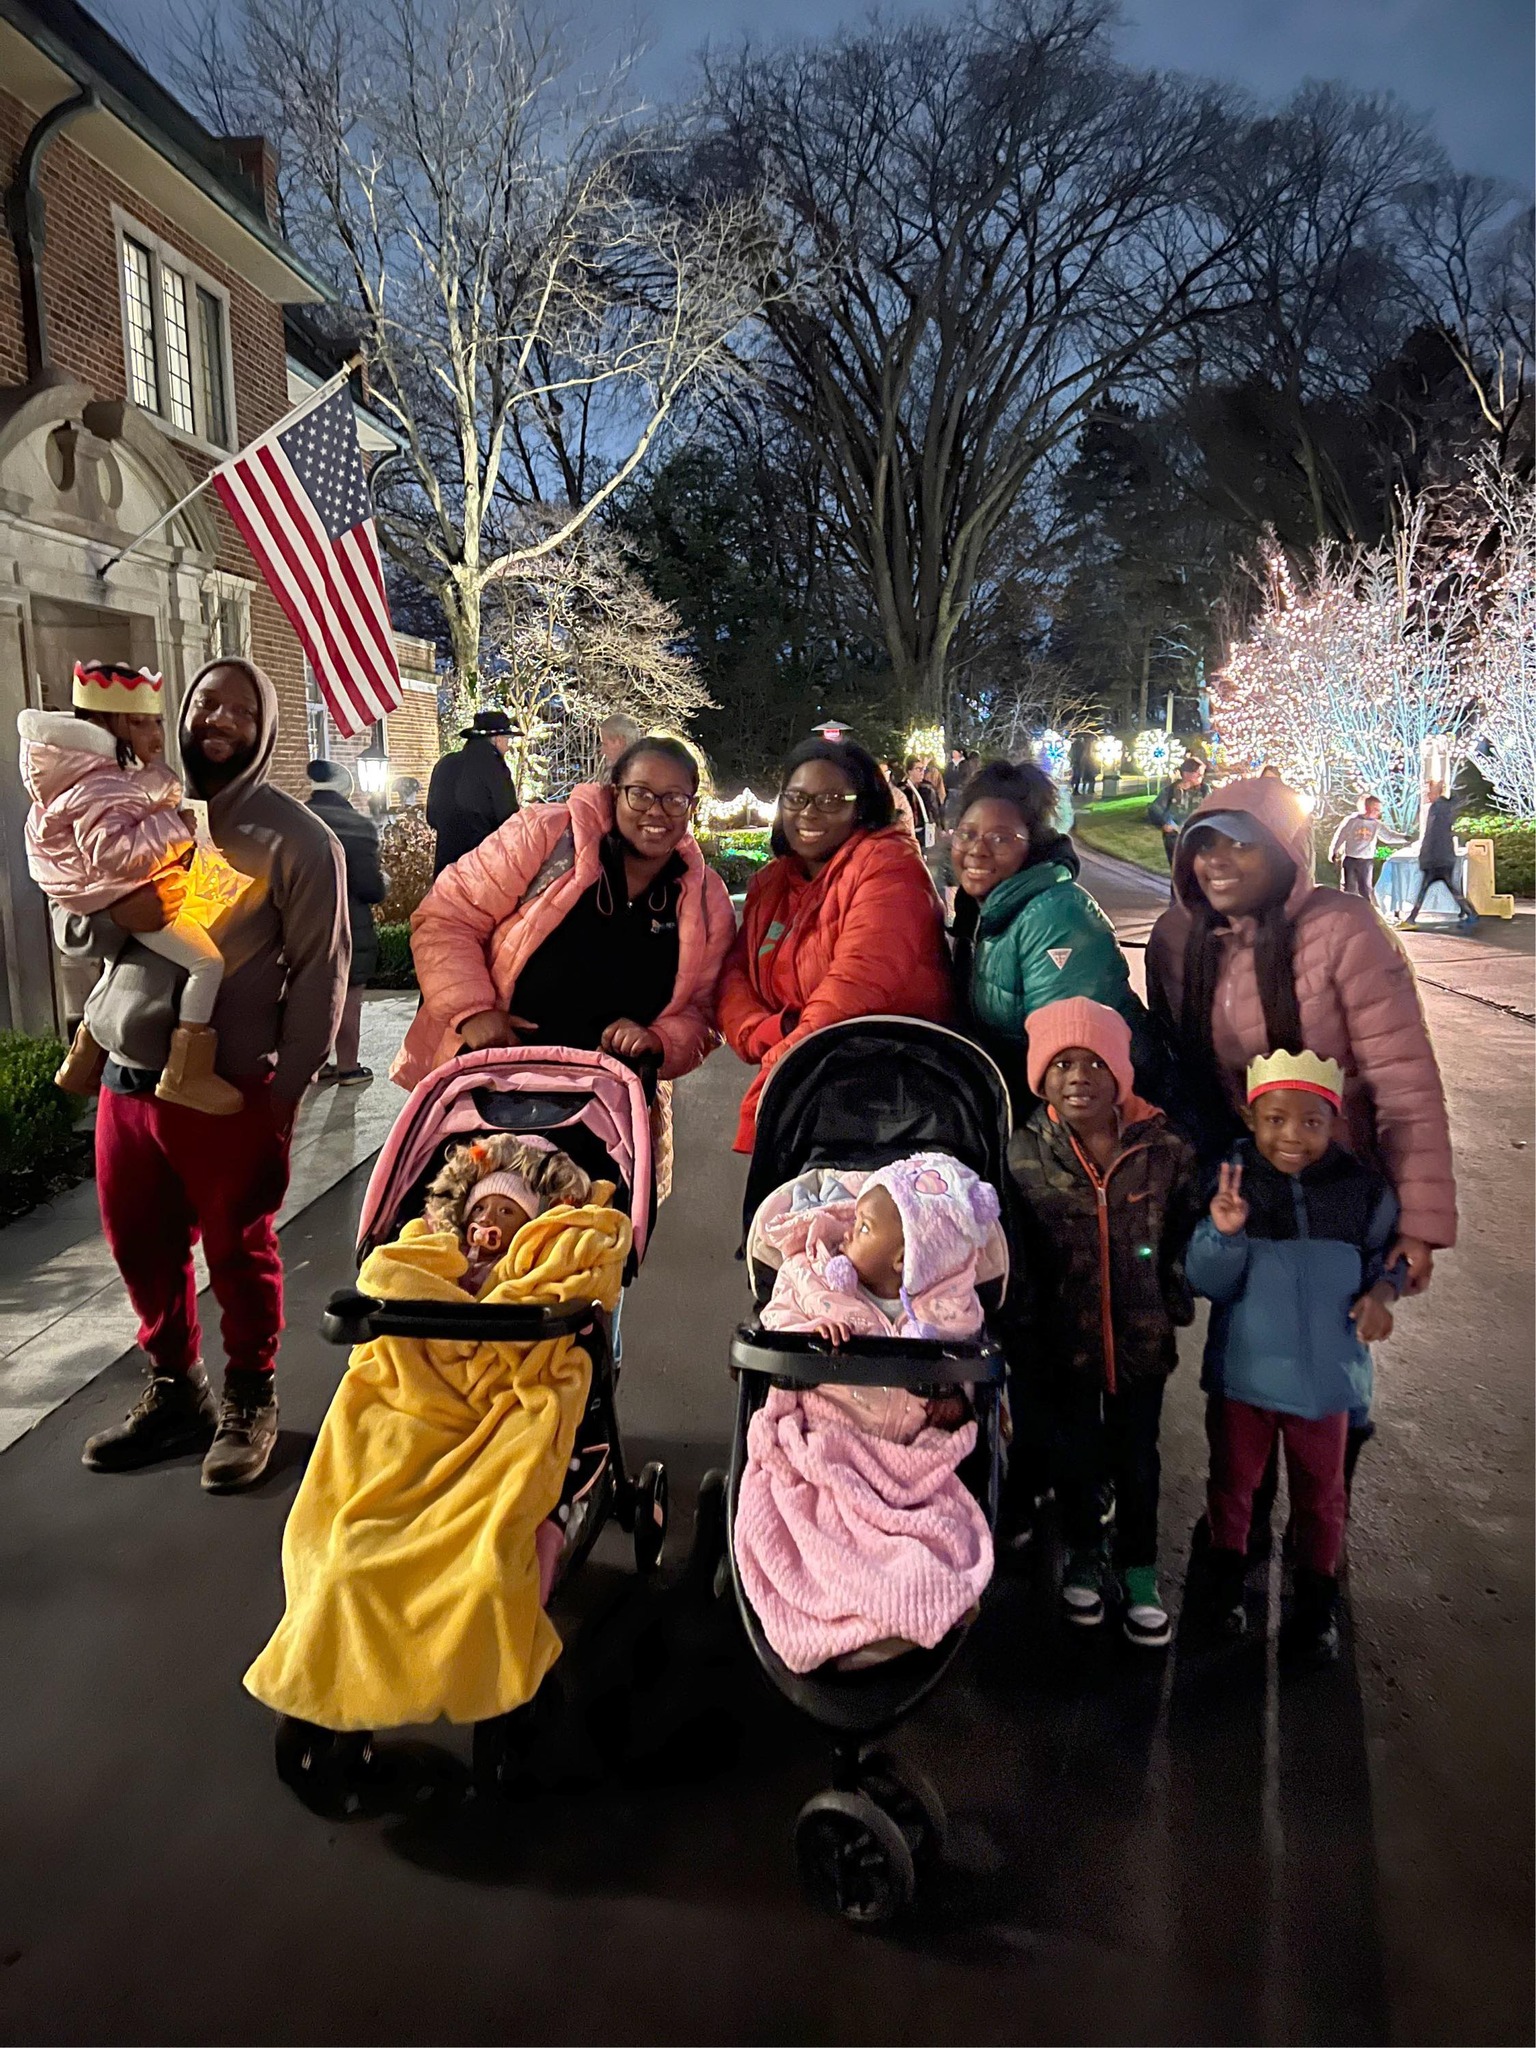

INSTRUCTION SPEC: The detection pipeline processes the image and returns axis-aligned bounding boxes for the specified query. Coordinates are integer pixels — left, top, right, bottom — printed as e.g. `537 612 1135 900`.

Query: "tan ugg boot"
154 1024 244 1116
55 1021 106 1095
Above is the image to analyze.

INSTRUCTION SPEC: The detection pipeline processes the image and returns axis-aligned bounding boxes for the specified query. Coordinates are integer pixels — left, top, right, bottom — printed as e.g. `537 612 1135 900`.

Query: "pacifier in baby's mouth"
467 1221 505 1254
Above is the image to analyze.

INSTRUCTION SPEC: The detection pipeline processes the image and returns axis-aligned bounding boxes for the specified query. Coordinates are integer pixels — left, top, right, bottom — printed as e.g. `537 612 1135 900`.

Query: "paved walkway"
0 995 416 1453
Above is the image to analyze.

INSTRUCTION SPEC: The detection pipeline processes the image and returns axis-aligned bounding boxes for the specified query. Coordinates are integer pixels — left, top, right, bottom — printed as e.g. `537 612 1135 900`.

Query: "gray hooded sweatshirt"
52 657 349 1099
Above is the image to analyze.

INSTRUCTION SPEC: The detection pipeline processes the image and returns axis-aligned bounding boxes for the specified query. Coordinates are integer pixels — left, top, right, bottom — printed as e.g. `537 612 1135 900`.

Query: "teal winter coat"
969 860 1143 1040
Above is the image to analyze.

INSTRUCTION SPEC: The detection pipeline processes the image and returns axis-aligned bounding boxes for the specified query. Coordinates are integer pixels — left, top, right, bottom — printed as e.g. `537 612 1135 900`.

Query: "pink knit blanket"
734 1386 994 1674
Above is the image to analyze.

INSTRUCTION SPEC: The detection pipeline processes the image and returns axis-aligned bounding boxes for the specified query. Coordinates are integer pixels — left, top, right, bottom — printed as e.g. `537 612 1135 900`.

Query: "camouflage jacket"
1006 1103 1200 1391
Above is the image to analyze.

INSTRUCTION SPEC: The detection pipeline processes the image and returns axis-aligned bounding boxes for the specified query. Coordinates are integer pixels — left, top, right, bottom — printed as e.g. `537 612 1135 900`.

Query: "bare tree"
482 529 710 794
694 0 1264 721
180 0 769 691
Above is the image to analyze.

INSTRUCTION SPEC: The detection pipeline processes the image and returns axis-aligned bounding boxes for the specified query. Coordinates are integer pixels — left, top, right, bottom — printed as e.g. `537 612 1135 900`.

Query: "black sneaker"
201 1372 279 1492
336 1067 373 1088
82 1363 218 1471
1280 1569 1341 1668
1206 1546 1249 1637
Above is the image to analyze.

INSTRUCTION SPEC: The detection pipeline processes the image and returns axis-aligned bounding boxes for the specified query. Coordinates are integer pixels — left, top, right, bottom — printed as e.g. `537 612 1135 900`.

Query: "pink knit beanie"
1026 997 1135 1106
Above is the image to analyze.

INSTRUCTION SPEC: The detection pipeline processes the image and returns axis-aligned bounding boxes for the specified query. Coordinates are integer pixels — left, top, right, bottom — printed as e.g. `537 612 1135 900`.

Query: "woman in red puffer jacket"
717 739 953 1152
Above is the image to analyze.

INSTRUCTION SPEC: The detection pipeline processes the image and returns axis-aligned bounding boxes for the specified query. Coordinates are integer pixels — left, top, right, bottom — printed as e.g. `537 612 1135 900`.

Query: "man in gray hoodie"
55 658 348 1490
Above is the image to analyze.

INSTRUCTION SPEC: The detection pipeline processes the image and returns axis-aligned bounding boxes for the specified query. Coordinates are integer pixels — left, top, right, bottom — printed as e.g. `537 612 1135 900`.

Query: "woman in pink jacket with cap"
1146 775 1455 1294
394 737 735 1094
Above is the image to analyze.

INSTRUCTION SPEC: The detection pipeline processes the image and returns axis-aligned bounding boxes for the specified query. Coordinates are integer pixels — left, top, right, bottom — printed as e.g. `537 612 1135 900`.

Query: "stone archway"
0 377 222 1032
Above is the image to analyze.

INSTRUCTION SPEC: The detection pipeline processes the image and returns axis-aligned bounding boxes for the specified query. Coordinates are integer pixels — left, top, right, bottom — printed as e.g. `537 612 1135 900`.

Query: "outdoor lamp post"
357 722 391 817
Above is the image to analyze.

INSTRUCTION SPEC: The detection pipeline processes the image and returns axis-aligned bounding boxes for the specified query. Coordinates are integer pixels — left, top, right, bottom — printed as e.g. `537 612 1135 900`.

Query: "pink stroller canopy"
358 1047 654 1262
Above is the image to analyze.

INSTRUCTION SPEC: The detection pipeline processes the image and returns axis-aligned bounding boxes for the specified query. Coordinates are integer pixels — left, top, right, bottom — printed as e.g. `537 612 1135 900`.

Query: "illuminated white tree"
1465 461 1536 819
1212 511 1478 832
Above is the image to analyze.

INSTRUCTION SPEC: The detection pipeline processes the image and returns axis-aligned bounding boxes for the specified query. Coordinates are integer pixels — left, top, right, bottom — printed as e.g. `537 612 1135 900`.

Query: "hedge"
0 1032 89 1222
369 922 418 990
1459 814 1536 897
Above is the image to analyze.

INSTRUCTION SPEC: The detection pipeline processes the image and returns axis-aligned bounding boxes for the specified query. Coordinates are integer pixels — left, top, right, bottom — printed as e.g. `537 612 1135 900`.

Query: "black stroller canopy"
742 1017 1012 1240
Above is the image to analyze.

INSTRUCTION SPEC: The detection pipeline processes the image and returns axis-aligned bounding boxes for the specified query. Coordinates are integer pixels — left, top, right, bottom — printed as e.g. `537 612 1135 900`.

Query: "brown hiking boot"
201 1371 279 1492
55 1021 106 1096
155 1025 244 1116
82 1360 218 1471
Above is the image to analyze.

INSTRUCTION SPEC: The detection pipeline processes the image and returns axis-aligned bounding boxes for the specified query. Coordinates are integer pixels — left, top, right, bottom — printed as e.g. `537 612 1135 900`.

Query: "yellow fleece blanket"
243 1200 630 1730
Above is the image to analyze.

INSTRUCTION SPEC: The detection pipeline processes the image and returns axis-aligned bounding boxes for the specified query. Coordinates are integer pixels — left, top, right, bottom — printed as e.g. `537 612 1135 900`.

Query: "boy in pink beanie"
1008 998 1200 1646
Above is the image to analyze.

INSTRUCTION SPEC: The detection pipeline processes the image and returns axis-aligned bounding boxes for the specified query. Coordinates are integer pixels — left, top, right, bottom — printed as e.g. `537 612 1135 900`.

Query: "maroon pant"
96 1081 293 1380
1208 1400 1349 1575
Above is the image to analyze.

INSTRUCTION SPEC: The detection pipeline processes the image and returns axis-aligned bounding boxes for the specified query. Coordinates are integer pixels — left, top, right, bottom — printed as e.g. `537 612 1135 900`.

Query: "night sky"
101 0 1533 189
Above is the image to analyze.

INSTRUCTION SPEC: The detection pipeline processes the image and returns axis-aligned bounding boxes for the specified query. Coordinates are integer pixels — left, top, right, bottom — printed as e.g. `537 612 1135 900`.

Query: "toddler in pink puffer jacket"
20 660 241 1115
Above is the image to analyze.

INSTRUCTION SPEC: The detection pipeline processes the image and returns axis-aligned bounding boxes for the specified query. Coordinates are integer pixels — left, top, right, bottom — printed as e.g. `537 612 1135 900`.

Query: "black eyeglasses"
951 825 1028 853
619 783 694 819
779 789 858 815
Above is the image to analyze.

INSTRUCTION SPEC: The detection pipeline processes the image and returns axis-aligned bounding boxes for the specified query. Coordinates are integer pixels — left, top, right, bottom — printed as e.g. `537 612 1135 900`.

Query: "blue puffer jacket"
1186 1140 1399 1421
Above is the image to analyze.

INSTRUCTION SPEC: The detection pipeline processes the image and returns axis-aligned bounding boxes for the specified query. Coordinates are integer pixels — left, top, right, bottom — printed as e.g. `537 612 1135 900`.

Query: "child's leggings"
1208 1401 1348 1575
134 915 224 1027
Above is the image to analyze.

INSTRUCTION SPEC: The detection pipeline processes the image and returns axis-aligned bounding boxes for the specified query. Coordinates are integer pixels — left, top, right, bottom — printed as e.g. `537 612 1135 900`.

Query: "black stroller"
274 1044 669 1813
719 1016 1011 1925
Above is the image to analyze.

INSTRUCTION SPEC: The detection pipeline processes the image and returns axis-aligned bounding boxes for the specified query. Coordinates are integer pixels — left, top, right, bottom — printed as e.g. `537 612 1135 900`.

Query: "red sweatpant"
1208 1400 1349 1575
96 1081 293 1380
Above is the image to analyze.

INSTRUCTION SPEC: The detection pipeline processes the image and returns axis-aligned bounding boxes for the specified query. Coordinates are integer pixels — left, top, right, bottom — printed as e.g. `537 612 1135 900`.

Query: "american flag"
213 382 402 739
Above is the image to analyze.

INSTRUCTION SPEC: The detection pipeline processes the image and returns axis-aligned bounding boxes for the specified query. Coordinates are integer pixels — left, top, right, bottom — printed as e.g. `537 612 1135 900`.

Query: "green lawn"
1073 790 1349 884
1071 791 1168 875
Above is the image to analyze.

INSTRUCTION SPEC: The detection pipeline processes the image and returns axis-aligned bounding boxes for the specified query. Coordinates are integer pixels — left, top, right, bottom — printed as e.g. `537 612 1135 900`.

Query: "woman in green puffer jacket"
951 760 1157 1113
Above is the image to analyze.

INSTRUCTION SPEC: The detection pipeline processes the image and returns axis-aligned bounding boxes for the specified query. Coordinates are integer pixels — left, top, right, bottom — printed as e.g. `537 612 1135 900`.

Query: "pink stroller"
280 1046 669 1813
322 1044 669 1583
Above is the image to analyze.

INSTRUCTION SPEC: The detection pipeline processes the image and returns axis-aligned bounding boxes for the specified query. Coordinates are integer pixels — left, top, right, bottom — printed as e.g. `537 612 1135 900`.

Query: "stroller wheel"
472 1695 545 1802
687 1468 728 1588
858 1749 948 1868
633 1460 669 1574
273 1715 375 1821
794 1789 915 1926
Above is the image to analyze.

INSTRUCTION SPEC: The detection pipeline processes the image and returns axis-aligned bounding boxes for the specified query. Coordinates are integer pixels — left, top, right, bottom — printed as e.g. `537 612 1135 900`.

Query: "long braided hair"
1179 836 1305 1139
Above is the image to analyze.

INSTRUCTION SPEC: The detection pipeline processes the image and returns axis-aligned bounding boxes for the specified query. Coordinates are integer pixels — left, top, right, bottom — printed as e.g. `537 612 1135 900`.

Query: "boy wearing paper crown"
1187 1048 1402 1666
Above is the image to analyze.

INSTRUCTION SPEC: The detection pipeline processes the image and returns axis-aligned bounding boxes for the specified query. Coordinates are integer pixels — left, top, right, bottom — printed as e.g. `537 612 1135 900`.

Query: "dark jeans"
1342 855 1375 901
1409 861 1475 920
1161 829 1178 868
1055 1375 1165 1570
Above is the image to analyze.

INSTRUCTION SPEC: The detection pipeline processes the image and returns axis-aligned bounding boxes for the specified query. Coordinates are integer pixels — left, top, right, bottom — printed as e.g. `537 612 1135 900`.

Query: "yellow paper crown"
1246 1048 1345 1109
72 661 165 717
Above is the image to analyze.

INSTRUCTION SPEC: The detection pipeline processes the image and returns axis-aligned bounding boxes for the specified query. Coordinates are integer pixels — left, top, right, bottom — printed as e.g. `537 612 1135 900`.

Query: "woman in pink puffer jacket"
1146 776 1455 1292
393 740 735 1091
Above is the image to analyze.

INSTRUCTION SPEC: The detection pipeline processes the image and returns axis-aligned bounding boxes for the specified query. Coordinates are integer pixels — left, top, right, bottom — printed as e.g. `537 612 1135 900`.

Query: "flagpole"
96 357 365 579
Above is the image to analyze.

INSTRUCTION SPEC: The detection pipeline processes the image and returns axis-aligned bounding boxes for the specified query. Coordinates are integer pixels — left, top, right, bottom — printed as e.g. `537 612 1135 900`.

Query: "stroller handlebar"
321 1287 607 1347
730 1325 1006 1389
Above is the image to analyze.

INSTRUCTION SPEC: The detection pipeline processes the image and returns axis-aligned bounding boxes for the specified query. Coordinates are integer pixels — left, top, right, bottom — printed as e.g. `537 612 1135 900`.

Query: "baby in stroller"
244 1126 630 1744
734 1151 998 1674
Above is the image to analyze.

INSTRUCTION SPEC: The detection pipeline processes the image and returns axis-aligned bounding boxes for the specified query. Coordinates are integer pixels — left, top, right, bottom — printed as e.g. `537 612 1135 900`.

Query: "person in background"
427 708 518 875
1068 733 1097 800
307 760 387 1087
886 758 926 843
1148 757 1208 867
1328 794 1401 906
945 753 982 826
54 660 347 1491
598 714 643 780
1402 780 1479 928
718 738 952 1152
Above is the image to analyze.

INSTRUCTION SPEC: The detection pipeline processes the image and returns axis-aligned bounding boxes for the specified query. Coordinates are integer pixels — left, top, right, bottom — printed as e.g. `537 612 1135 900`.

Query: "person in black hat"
306 760 387 1085
426 707 519 874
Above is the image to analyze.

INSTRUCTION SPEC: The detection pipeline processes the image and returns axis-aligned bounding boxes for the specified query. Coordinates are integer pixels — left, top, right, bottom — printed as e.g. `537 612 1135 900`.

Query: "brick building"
0 0 439 1034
